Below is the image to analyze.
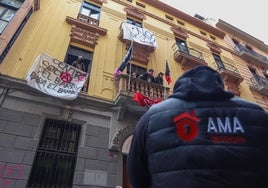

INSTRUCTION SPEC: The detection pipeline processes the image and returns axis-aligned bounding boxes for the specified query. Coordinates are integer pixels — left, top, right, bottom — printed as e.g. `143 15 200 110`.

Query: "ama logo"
173 110 200 142
173 110 246 143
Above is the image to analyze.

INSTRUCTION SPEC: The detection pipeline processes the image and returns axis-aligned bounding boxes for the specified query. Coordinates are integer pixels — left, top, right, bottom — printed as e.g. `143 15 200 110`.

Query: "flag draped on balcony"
114 41 133 77
165 61 172 85
133 92 162 108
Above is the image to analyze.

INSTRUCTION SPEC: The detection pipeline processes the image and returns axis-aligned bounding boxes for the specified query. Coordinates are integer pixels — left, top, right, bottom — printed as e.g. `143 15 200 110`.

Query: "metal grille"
27 119 81 188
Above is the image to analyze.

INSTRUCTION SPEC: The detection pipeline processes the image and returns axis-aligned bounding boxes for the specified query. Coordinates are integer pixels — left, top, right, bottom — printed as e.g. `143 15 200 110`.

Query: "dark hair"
149 69 154 72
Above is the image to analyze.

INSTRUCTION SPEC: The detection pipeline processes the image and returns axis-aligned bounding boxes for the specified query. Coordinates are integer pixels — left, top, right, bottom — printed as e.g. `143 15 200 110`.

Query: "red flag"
165 61 172 85
133 92 162 108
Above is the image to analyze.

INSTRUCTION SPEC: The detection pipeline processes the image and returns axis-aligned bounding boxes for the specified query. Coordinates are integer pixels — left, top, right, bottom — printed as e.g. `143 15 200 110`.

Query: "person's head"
132 71 137 78
148 69 154 75
78 56 83 62
158 72 164 77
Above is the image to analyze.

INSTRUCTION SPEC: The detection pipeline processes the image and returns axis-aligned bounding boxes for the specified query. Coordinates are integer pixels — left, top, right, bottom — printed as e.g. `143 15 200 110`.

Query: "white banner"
26 53 88 100
121 22 157 48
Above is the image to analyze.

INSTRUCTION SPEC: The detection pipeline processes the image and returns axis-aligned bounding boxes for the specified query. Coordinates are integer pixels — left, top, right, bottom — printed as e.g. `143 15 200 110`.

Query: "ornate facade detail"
110 123 135 151
170 26 188 40
220 70 244 96
124 6 146 21
33 0 40 10
207 41 222 54
66 16 107 48
70 26 100 47
90 0 107 5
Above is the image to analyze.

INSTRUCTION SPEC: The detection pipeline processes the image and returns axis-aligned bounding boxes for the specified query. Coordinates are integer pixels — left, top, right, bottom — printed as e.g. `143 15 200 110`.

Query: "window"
232 38 242 52
210 35 216 41
127 64 146 78
136 2 145 8
65 46 93 73
126 17 142 27
64 46 93 92
213 53 225 70
200 30 207 36
0 0 23 34
0 0 31 63
165 14 174 21
80 1 100 20
27 119 81 188
177 20 185 26
176 38 189 54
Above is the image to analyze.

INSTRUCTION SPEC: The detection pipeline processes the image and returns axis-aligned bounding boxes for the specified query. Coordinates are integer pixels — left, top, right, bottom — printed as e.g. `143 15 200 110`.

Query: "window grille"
27 119 81 188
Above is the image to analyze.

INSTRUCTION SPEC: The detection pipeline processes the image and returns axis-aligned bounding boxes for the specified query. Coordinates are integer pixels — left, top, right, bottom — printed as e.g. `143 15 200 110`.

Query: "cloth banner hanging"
121 22 158 48
26 53 88 100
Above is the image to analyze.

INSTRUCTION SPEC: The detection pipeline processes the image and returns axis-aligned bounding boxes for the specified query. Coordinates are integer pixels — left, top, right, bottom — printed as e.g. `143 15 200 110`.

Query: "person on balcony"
128 65 268 188
139 69 155 82
72 55 87 92
72 55 86 72
154 72 164 85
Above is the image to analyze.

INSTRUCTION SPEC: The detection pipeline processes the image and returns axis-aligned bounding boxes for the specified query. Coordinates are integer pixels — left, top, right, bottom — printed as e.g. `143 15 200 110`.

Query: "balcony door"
176 38 189 54
213 54 225 70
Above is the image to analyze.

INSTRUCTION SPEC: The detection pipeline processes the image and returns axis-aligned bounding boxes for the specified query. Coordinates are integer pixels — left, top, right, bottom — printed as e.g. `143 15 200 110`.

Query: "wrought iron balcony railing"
235 44 268 66
250 75 268 95
172 43 207 71
215 61 241 76
214 61 243 96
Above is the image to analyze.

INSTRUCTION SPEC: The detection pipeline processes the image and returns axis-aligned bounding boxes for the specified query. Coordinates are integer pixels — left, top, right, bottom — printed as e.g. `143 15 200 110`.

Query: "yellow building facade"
0 0 267 187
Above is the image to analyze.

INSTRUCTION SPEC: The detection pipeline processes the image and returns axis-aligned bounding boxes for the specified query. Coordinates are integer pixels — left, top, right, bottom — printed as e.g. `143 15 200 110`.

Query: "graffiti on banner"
26 53 88 100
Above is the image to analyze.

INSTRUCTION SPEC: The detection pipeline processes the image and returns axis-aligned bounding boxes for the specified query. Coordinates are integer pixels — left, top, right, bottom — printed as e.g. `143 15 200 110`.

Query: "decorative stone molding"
124 6 146 21
207 41 222 54
66 16 107 48
33 0 40 10
110 123 135 151
219 70 243 96
170 26 188 40
69 26 100 47
91 0 107 5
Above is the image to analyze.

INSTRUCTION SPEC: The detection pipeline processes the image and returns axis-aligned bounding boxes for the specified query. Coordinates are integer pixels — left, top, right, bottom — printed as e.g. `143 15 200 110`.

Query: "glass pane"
0 0 23 9
90 10 99 19
0 6 5 15
2 9 16 21
0 20 8 33
80 7 90 16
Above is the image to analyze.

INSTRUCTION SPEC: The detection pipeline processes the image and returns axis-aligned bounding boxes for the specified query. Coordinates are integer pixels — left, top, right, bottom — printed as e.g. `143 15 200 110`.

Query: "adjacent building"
0 0 267 187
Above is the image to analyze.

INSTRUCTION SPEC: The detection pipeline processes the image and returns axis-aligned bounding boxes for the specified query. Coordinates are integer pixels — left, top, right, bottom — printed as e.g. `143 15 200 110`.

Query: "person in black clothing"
139 69 154 82
128 65 268 188
154 72 164 85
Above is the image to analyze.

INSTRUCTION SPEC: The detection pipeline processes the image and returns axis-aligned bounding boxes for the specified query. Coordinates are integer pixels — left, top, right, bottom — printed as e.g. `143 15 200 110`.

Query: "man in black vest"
128 65 268 188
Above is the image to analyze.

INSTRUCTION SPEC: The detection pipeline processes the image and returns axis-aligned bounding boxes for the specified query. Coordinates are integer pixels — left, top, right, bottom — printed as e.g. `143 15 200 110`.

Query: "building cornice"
216 19 268 53
139 0 225 39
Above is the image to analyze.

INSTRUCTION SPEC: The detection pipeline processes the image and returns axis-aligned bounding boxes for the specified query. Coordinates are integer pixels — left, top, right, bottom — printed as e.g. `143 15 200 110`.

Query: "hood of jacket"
169 66 234 101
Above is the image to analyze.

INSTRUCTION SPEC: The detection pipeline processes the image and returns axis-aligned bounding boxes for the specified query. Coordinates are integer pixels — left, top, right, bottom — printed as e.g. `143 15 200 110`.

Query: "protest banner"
26 53 88 100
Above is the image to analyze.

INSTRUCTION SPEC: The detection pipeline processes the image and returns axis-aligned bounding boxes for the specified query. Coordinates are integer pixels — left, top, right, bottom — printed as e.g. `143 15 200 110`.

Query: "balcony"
173 44 207 71
114 74 170 115
66 14 107 47
235 44 268 68
250 75 268 95
215 61 244 96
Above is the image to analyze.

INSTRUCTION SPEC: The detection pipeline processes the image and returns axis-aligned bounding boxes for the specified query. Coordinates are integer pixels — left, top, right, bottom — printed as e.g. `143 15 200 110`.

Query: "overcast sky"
159 0 268 45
